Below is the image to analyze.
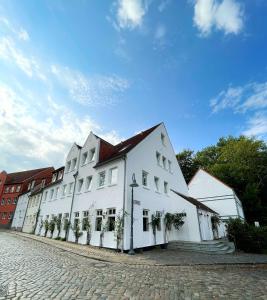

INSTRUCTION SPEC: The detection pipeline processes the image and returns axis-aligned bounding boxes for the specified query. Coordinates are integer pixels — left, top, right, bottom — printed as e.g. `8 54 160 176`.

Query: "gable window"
164 181 168 194
77 178 84 193
81 152 88 165
85 176 93 191
62 185 67 196
142 171 148 187
66 161 71 172
89 148 96 162
107 208 116 231
156 152 161 165
168 160 172 173
143 210 149 232
109 167 118 185
71 158 77 171
95 209 103 231
154 177 160 192
161 133 166 146
162 156 167 169
98 171 105 187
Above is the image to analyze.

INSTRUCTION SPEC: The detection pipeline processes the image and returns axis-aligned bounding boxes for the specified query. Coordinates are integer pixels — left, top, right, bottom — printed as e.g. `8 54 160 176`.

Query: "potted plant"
83 217 91 245
63 218 70 241
163 212 173 247
172 212 186 230
38 219 43 236
211 215 220 239
56 216 62 239
99 217 108 248
72 219 83 243
114 211 127 252
49 217 56 238
44 219 49 237
151 213 161 245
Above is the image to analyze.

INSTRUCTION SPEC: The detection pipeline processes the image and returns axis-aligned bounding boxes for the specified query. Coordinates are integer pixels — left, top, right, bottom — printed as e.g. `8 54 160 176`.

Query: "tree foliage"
176 136 267 225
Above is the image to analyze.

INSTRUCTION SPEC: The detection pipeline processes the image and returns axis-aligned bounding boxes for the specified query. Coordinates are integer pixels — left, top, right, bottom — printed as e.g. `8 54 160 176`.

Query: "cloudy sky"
0 0 267 172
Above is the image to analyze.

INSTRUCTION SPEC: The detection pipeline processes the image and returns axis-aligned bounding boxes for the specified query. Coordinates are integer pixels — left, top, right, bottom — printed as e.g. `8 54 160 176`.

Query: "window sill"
84 190 92 193
108 183 117 187
143 186 150 190
97 186 105 190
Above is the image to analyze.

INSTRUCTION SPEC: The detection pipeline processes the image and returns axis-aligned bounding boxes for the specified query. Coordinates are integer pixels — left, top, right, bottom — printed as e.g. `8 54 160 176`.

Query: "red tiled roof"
95 123 161 167
171 189 218 214
5 167 52 184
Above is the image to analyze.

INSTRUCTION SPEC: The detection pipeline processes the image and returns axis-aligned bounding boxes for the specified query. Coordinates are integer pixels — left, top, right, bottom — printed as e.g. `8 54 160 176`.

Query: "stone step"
168 240 235 254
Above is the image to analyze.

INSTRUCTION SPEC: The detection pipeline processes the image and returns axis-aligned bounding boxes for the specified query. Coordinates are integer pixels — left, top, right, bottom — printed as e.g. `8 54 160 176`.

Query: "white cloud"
210 82 267 113
116 0 149 29
51 65 130 107
243 112 267 138
0 84 122 172
155 24 166 40
193 0 244 36
18 28 30 41
158 0 171 12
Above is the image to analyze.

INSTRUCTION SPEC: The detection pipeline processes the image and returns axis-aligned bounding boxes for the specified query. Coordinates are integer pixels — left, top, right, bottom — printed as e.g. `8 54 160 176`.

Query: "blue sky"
0 0 267 172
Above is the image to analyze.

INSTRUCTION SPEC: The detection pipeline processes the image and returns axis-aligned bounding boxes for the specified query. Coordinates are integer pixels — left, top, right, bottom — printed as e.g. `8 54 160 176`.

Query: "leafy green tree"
176 150 198 183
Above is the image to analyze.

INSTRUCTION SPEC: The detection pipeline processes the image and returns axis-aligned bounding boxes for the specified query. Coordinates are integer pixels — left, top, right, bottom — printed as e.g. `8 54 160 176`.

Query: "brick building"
0 167 54 228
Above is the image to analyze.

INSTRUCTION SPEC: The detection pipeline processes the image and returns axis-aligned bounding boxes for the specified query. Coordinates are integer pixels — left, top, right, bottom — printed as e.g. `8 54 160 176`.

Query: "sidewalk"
7 230 267 267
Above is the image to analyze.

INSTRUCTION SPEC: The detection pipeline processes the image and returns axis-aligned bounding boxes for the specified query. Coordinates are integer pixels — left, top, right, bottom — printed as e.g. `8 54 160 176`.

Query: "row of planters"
37 210 186 250
226 218 267 254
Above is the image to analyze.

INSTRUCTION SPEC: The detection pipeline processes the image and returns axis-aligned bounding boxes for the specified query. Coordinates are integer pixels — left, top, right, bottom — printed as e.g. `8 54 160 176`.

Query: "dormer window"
28 183 31 191
10 186 15 193
58 171 63 180
52 174 57 183
161 133 166 146
41 179 46 187
81 152 88 165
31 181 35 189
16 185 20 192
89 148 96 162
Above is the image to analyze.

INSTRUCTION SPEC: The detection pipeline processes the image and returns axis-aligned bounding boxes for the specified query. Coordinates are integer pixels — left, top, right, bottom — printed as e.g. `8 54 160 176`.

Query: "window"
7 198 11 204
161 133 166 146
2 212 6 220
164 181 168 194
89 148 96 162
95 210 103 231
28 183 31 191
58 213 62 220
31 181 35 189
71 158 77 171
46 215 49 220
98 171 105 187
81 152 88 165
68 182 74 194
162 156 167 169
44 191 48 201
168 160 172 173
82 211 89 230
58 171 63 180
10 186 15 193
16 185 21 192
50 189 54 200
107 208 116 231
62 185 67 196
66 161 71 172
13 198 17 204
143 210 149 232
54 187 59 199
64 213 69 219
8 212 13 220
154 177 160 192
85 176 93 191
142 171 148 187
77 178 84 193
1 199 5 205
41 179 46 187
52 174 57 183
156 152 161 165
74 211 79 226
109 167 118 185
5 187 9 193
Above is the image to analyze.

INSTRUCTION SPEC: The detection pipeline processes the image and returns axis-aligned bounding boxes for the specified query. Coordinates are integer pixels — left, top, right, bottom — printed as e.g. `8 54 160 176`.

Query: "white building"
188 168 245 237
35 123 217 250
11 192 30 231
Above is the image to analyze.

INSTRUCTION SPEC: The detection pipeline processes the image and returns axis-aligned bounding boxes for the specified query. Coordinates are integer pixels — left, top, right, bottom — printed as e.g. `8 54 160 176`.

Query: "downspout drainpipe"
196 207 203 241
34 188 44 235
121 155 127 253
67 148 82 241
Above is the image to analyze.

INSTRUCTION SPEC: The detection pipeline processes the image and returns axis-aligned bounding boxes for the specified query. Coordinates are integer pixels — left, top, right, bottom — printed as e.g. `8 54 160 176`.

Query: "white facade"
188 169 245 237
11 192 30 231
34 123 218 250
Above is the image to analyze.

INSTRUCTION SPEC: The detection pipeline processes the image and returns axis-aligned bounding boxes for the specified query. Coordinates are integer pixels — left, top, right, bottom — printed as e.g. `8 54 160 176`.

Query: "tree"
83 217 91 245
71 219 83 243
56 217 62 238
49 217 56 238
44 219 49 237
151 213 161 245
63 218 70 241
176 150 198 183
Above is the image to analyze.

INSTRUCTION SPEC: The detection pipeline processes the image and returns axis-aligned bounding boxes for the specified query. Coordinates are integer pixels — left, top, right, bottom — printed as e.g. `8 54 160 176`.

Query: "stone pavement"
9 230 267 266
1 231 267 299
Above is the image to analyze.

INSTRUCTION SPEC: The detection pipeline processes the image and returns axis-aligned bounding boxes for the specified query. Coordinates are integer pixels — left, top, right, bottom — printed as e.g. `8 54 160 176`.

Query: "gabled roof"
95 123 161 167
171 189 218 214
5 168 50 184
188 168 234 192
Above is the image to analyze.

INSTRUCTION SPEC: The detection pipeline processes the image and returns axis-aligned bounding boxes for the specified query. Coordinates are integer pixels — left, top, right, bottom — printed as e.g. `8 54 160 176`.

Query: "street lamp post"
128 173 139 255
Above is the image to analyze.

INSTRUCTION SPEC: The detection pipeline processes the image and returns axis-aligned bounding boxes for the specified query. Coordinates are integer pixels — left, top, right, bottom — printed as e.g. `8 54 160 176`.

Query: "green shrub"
60 237 66 241
226 218 267 253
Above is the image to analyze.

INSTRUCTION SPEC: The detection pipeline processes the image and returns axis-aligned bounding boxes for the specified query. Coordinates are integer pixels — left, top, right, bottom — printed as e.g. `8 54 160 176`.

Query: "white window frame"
85 176 93 191
164 181 168 194
142 171 148 187
98 171 106 187
109 167 118 185
81 151 88 165
77 178 84 193
154 176 160 192
156 152 161 166
89 148 96 162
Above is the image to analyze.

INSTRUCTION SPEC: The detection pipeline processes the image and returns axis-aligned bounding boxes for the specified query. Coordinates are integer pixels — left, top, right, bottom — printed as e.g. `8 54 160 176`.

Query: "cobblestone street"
1 232 267 300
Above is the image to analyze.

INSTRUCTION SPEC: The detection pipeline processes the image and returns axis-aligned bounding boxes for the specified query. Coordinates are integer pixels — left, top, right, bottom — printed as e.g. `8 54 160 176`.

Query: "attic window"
161 133 166 146
89 148 96 162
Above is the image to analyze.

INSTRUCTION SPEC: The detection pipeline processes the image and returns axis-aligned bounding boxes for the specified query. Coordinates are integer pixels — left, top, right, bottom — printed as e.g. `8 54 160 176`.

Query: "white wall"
23 192 42 233
124 123 201 250
11 192 30 230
